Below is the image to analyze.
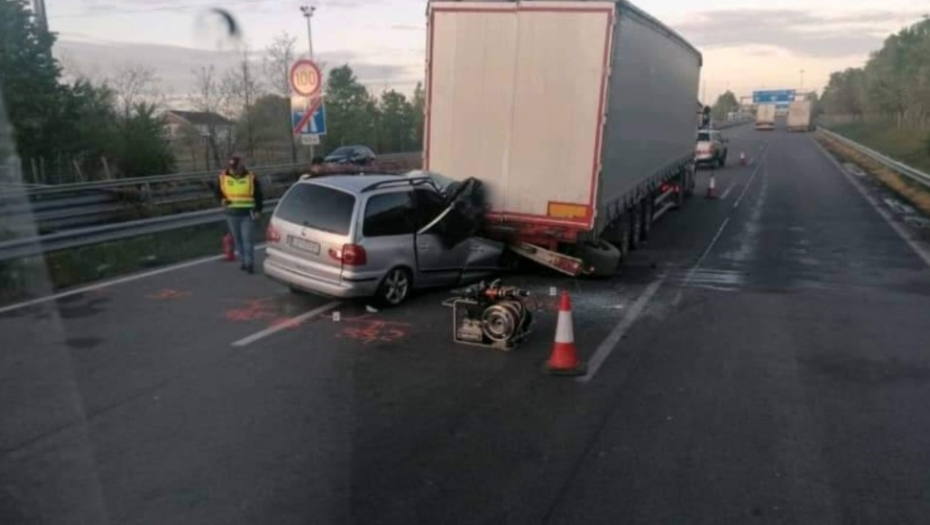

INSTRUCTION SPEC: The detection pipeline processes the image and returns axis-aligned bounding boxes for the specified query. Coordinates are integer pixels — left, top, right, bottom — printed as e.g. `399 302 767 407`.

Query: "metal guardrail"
7 152 421 196
819 128 930 189
0 200 279 262
11 163 305 196
1 153 421 234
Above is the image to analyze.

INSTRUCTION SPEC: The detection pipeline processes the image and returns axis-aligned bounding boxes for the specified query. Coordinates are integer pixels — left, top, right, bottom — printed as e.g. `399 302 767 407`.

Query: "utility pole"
32 0 48 32
300 5 317 161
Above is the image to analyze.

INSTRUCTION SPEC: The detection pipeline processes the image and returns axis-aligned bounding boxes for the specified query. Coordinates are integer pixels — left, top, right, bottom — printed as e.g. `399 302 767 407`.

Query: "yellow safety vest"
220 172 255 209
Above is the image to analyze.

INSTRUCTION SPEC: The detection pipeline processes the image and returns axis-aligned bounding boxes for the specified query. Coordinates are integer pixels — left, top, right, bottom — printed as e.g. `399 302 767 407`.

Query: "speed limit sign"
290 59 322 97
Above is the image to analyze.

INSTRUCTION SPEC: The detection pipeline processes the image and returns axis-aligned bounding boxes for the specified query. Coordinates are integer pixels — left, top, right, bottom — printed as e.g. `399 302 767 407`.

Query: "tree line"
0 0 425 182
0 0 174 182
218 34 425 170
711 91 740 122
820 17 930 128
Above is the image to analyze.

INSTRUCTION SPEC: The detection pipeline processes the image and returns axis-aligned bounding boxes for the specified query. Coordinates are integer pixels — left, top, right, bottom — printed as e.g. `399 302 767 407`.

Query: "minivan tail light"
266 223 282 243
329 244 367 266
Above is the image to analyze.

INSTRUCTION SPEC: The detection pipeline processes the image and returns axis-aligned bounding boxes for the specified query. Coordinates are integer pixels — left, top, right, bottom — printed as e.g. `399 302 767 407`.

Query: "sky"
46 0 929 107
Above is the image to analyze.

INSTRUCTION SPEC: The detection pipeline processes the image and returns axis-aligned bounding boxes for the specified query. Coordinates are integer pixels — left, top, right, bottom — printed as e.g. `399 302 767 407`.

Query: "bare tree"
222 43 263 159
189 65 230 168
263 33 298 163
111 64 162 118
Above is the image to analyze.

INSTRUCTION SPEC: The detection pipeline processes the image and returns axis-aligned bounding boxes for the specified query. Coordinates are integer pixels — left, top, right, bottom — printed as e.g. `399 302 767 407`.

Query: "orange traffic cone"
545 291 586 376
706 172 717 199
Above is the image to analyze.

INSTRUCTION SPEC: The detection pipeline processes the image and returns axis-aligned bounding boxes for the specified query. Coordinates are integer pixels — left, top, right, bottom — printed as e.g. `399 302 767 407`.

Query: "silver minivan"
263 174 504 306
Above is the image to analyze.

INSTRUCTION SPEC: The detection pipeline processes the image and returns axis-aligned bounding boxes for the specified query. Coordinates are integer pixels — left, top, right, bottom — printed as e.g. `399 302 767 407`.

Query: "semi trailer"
424 0 703 276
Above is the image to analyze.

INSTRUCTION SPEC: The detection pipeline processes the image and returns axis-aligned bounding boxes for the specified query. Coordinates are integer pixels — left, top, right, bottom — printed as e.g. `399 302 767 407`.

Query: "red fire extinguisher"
222 233 235 262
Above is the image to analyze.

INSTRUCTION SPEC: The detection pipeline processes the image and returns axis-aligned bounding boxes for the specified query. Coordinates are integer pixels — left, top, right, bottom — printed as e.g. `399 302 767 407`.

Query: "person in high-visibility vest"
216 155 264 274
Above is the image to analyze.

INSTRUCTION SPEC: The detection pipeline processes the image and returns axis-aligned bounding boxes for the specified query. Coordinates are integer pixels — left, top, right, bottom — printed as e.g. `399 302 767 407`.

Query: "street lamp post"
300 5 316 160
800 69 805 94
300 5 315 59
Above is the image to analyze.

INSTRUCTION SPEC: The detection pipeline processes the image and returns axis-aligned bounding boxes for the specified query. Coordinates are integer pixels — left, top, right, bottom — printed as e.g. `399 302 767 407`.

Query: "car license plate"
287 236 320 254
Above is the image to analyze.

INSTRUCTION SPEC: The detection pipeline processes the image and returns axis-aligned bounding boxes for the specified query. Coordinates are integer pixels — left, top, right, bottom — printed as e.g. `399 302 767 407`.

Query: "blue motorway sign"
291 101 327 135
752 89 796 107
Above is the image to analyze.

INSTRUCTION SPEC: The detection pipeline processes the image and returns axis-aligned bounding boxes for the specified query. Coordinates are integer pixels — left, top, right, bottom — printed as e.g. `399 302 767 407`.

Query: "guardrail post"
142 182 152 207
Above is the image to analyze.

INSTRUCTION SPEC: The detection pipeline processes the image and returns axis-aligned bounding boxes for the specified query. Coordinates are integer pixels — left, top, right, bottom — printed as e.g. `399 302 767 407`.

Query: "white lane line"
671 215 734 308
231 300 341 347
719 182 736 200
733 147 767 209
574 139 762 383
578 275 667 383
814 140 930 270
0 245 268 316
684 217 732 287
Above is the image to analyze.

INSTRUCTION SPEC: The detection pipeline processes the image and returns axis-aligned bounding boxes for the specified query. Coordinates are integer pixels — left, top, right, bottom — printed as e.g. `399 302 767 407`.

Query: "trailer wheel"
579 240 621 278
674 180 687 209
630 205 643 250
641 198 654 241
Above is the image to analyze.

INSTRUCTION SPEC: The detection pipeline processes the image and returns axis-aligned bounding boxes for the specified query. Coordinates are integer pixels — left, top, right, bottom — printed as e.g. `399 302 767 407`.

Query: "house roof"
166 110 233 126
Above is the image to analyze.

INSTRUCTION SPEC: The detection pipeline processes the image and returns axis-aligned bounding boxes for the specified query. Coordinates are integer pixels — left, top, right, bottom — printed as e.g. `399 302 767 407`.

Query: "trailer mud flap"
509 242 585 277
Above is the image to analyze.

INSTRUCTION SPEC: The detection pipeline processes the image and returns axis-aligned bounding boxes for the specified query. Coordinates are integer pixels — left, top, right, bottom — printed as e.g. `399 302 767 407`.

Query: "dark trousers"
226 213 255 267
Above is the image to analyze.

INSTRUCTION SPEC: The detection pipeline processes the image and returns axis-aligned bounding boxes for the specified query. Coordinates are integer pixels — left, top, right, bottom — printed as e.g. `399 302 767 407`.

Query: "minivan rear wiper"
303 220 337 234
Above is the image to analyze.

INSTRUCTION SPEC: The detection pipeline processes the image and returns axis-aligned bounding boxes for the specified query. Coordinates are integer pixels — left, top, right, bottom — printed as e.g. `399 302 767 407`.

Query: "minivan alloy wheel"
380 268 410 306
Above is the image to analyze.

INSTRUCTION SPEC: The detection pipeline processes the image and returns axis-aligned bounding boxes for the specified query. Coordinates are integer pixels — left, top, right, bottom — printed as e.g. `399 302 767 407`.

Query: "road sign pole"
300 5 317 160
290 58 323 164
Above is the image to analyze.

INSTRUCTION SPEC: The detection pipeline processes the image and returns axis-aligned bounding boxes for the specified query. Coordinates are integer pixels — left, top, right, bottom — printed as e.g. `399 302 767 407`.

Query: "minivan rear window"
275 184 356 235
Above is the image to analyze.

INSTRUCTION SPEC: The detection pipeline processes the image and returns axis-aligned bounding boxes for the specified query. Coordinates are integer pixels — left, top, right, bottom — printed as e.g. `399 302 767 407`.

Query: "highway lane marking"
733 145 768 209
0 245 268 316
683 217 732 287
719 181 736 200
666 140 766 306
577 275 668 383
231 300 341 347
814 139 930 270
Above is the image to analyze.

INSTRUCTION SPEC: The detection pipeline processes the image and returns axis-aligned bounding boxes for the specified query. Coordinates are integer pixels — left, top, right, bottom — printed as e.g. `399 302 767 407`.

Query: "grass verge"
817 131 930 218
827 122 930 174
0 215 270 307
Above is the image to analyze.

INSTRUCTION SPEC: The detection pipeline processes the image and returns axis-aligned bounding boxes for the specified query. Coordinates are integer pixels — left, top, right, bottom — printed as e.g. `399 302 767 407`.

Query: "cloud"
671 9 926 58
54 40 421 104
391 24 422 31
313 0 385 10
52 0 196 19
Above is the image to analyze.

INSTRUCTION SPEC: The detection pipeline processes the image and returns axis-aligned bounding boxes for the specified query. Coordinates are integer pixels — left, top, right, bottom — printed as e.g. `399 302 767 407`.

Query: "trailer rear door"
425 1 615 232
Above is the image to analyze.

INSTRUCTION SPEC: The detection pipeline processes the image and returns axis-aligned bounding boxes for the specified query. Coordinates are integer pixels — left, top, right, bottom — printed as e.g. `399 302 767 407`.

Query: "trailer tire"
674 180 686 209
630 205 642 250
641 198 653 241
579 240 621 278
674 168 693 208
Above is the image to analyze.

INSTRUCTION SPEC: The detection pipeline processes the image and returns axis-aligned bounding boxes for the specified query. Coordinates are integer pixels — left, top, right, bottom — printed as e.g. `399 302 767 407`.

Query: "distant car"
323 145 376 166
695 129 728 168
263 173 504 306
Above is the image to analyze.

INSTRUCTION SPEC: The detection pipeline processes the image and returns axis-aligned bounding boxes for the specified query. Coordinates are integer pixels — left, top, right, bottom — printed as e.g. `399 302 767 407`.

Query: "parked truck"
755 103 776 131
787 100 813 131
424 0 703 276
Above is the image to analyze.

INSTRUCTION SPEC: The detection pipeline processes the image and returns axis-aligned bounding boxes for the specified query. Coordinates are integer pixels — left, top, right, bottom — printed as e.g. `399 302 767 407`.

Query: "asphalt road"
4 124 930 524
